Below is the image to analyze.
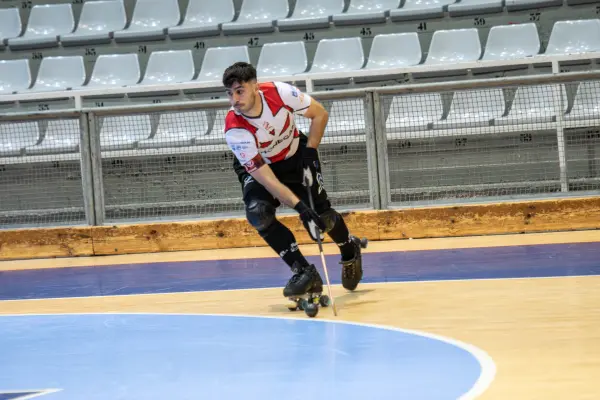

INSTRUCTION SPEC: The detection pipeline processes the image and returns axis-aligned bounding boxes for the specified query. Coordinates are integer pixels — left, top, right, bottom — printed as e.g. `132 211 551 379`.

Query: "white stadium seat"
139 111 210 149
84 54 141 89
365 33 422 70
496 85 568 125
544 19 600 55
9 4 74 50
113 0 180 43
61 0 127 46
566 81 600 121
433 89 505 129
425 28 482 65
277 0 343 31
0 122 41 157
386 93 444 133
27 119 80 155
482 23 541 61
256 42 308 78
99 115 152 151
168 0 235 39
309 38 364 73
195 46 250 82
222 0 288 34
0 59 31 94
27 56 86 93
0 8 22 49
139 50 195 85
448 0 503 16
333 0 400 26
390 0 454 21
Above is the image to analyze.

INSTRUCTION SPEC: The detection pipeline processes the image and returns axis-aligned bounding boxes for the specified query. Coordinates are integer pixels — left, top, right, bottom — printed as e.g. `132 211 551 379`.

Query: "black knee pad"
246 200 276 233
318 208 339 234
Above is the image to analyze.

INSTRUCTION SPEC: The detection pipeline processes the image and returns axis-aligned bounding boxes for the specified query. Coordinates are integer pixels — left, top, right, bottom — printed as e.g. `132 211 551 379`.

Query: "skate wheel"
288 305 299 311
360 238 368 248
304 303 319 318
299 299 308 311
319 295 330 307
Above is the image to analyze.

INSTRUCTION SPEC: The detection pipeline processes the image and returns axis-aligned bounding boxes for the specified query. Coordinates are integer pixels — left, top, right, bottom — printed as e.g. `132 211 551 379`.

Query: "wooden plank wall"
1 197 599 260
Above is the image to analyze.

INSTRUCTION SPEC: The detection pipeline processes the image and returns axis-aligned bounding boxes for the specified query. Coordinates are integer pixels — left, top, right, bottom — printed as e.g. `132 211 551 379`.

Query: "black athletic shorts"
233 133 331 214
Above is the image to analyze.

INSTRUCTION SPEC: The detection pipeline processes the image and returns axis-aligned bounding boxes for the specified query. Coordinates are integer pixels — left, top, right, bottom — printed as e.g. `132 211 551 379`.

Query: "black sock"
325 211 356 261
260 219 309 269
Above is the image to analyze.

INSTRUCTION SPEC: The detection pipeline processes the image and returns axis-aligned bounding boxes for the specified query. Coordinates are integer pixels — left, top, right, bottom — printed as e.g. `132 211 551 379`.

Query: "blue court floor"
1 241 599 399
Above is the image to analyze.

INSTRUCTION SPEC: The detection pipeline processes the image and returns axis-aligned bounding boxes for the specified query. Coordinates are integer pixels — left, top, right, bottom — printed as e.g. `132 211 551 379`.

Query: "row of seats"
0 0 585 50
1 20 598 96
2 81 600 157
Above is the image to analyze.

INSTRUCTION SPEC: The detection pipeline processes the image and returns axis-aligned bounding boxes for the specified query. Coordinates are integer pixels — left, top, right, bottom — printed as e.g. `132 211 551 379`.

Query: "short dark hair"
222 62 257 88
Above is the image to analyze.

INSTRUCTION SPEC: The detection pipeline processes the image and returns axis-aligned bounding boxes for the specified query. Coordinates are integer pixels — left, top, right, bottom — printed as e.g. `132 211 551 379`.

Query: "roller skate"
340 235 368 291
284 262 330 318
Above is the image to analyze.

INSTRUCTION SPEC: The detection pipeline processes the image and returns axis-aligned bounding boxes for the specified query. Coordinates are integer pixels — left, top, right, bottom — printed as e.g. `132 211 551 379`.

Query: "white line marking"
0 312 495 399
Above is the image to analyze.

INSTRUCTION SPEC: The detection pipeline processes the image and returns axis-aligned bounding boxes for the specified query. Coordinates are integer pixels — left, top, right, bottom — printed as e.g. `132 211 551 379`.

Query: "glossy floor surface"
1 231 599 399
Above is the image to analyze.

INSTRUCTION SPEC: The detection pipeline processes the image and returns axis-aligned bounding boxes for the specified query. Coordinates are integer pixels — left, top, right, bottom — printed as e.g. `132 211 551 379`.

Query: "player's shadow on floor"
267 288 376 314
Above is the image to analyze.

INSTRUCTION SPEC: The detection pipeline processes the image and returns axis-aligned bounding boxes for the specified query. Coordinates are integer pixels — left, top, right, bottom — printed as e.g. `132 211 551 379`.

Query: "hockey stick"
303 167 338 316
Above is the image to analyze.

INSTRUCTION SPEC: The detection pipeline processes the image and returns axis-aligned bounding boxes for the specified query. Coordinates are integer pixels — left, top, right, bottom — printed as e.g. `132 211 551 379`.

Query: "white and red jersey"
224 81 312 173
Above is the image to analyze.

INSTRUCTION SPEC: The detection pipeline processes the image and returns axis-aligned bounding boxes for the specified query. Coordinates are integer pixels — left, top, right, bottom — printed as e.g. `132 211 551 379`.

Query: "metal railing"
1 71 600 229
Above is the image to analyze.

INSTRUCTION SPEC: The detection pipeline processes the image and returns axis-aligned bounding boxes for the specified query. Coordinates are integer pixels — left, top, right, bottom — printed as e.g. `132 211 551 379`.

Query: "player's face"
226 81 258 114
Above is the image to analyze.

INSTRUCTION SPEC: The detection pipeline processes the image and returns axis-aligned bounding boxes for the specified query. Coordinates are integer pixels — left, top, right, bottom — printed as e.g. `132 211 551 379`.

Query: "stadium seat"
365 33 422 70
99 115 152 151
566 0 599 4
27 56 86 93
565 81 600 120
544 19 600 55
433 89 505 129
222 0 288 34
385 93 444 132
390 0 454 21
277 0 343 31
113 0 180 43
139 50 195 85
27 119 80 155
481 23 540 61
447 0 503 16
326 99 365 136
138 111 210 148
0 122 40 157
0 59 31 94
495 85 568 125
168 0 235 39
505 0 563 11
332 0 401 26
256 42 308 77
60 0 126 46
0 8 22 49
206 109 229 141
83 54 141 89
8 4 74 50
425 28 481 65
308 38 364 73
195 46 250 82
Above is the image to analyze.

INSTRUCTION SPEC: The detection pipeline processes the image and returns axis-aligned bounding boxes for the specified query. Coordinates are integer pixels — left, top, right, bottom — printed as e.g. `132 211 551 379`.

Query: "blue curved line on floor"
0 314 486 400
0 242 599 300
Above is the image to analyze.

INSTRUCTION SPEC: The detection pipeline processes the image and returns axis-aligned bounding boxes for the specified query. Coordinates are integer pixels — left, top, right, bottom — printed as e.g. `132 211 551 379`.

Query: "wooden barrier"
1 196 599 260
